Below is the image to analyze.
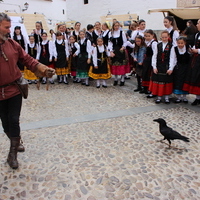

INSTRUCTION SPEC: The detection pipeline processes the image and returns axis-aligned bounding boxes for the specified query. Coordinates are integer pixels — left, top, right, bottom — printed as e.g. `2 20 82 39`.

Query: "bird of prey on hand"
153 118 190 148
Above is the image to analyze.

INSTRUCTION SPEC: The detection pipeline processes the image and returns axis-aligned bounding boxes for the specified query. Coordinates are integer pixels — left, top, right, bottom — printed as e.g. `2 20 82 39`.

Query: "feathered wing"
160 126 189 142
170 130 190 142
160 126 173 138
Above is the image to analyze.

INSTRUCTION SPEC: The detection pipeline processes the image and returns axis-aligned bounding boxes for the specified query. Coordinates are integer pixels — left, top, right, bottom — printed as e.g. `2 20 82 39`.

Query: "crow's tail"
180 136 190 142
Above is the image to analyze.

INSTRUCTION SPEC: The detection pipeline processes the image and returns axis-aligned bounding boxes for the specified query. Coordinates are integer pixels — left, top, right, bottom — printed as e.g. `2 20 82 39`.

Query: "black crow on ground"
153 118 190 148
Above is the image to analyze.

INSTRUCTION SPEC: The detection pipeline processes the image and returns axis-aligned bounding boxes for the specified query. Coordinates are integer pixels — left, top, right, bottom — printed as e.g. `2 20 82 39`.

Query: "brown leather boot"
5 133 25 152
7 137 20 169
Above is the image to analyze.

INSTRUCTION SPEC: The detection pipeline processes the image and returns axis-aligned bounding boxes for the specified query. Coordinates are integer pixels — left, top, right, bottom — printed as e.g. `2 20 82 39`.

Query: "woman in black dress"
183 20 198 47
13 26 27 71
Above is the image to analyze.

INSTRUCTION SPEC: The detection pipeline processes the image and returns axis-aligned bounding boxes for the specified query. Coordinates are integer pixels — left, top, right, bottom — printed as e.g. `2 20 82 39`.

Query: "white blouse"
108 29 127 51
34 29 46 35
166 27 179 47
169 46 187 70
51 33 56 42
69 42 80 56
131 29 146 40
126 41 135 49
73 30 79 36
36 40 53 60
94 29 102 37
80 38 92 59
56 32 68 41
25 42 39 54
192 33 200 54
14 35 28 52
102 29 109 37
92 45 110 66
52 39 69 59
131 30 138 41
162 42 168 51
86 31 93 37
28 43 36 48
152 42 174 70
145 39 158 69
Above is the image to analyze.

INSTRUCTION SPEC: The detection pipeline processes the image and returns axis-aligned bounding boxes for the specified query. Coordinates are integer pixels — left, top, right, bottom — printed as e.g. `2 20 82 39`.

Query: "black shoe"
119 81 125 86
174 99 181 103
102 85 107 88
191 99 200 105
155 99 161 104
113 81 118 86
165 99 170 104
139 88 145 93
73 77 77 83
42 80 46 84
28 80 32 84
96 85 100 88
85 84 90 86
183 99 188 104
82 82 86 85
50 81 54 84
145 90 151 94
134 88 141 92
147 94 157 98
125 76 130 80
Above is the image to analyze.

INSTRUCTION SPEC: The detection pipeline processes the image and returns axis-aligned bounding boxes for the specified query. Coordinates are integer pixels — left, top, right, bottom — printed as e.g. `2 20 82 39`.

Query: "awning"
148 8 200 20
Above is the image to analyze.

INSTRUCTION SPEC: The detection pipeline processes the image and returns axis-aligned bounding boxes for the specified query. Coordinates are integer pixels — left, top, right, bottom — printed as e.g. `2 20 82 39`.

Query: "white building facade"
66 0 177 30
0 0 67 28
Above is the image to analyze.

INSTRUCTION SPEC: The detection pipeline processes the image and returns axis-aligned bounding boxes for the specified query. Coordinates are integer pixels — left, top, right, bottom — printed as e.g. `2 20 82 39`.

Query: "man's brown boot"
7 137 20 169
5 132 25 152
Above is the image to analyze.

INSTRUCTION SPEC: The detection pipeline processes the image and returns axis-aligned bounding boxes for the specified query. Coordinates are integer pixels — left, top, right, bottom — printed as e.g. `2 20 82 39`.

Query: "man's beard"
0 33 9 41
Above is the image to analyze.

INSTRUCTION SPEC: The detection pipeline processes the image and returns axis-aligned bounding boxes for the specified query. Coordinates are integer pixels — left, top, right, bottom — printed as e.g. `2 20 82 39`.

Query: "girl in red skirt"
109 21 128 86
69 35 80 82
141 29 158 95
37 32 54 84
183 19 200 105
149 31 173 104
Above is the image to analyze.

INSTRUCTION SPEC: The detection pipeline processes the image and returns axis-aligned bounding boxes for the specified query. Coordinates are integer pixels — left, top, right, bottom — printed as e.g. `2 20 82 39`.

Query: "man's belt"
0 82 15 88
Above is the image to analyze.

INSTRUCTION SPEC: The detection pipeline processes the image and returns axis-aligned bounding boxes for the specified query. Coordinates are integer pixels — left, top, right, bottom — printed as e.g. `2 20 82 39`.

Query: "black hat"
14 26 21 30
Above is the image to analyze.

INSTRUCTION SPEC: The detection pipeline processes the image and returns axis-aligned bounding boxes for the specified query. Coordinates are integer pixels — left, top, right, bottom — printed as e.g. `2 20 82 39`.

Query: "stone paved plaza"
0 77 200 200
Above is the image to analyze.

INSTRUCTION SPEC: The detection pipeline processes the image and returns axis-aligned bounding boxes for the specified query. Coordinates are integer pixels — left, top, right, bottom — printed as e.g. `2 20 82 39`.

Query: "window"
84 0 88 4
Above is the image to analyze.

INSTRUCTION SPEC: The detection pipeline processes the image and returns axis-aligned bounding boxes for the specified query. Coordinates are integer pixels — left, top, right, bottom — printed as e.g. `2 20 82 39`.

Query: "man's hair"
0 13 11 23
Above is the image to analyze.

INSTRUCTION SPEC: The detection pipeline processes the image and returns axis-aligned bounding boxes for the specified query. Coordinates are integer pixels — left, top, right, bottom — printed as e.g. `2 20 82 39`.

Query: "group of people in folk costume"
13 17 200 105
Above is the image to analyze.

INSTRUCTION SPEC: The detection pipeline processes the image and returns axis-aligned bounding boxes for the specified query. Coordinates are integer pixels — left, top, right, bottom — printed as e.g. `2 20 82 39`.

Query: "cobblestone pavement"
0 77 200 200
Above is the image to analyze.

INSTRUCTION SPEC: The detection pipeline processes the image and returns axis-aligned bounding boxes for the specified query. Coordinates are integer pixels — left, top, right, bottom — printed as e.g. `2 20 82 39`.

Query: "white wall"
0 0 67 28
66 0 177 30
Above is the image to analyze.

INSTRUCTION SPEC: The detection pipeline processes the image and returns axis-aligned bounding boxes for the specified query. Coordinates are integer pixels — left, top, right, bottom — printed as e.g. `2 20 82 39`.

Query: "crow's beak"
153 119 158 122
